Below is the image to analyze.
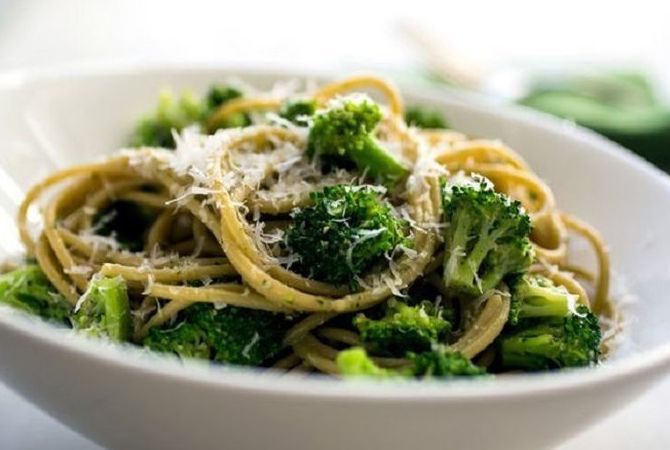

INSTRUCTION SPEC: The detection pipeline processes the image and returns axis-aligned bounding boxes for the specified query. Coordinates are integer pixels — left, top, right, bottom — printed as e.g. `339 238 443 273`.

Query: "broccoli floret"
143 303 294 366
130 90 202 148
408 349 487 378
204 84 250 129
205 85 243 110
405 106 449 129
143 320 210 360
500 305 601 371
441 176 534 297
354 298 451 357
279 98 317 126
336 347 400 378
336 347 486 379
307 96 410 183
131 85 251 147
93 200 155 252
508 274 576 325
0 264 71 324
73 277 131 342
285 184 409 287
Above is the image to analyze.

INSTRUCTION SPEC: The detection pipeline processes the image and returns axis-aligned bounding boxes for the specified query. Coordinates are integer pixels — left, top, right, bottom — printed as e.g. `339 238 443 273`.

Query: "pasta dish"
0 75 619 378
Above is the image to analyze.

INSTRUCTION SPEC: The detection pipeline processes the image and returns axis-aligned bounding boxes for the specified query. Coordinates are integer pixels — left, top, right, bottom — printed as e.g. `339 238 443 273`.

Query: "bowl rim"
1 61 670 401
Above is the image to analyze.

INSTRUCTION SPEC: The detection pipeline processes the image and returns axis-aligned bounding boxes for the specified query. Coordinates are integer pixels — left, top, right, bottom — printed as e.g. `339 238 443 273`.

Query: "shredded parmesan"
242 332 260 359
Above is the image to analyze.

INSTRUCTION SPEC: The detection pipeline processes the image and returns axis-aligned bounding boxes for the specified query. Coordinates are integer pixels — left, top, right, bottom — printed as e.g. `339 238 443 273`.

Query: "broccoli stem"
500 333 558 369
508 275 575 325
467 222 501 269
446 212 502 293
477 266 509 295
517 289 571 319
443 208 472 285
349 136 410 183
78 277 132 342
99 279 132 341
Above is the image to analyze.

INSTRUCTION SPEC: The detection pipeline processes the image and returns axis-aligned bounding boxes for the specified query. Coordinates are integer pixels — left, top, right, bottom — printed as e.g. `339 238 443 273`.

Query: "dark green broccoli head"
441 175 534 297
405 106 449 129
500 305 601 371
354 298 451 357
307 96 410 183
73 277 132 342
336 347 486 379
279 98 317 126
130 90 202 148
0 264 71 324
143 319 210 360
205 85 244 111
285 184 410 287
204 84 250 129
508 274 576 325
93 200 155 252
143 303 294 366
408 349 487 378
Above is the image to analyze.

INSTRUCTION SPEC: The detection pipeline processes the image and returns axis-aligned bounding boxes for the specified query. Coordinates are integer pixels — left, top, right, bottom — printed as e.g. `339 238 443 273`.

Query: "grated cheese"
242 332 260 359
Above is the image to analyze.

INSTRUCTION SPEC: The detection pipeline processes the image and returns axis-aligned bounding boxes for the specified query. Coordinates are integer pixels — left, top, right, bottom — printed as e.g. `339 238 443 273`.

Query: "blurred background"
0 0 668 448
1 0 669 170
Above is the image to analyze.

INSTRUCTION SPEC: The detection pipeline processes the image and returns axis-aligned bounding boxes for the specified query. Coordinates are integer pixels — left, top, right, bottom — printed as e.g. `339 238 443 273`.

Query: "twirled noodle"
16 75 618 374
451 293 511 358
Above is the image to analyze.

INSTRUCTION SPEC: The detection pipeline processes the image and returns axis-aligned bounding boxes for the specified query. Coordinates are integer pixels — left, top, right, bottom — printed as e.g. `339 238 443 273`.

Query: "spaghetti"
13 75 618 376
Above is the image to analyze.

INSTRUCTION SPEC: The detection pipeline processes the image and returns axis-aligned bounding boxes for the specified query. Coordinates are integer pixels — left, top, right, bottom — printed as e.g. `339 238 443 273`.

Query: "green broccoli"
336 347 399 378
441 175 534 297
499 305 601 371
405 106 449 129
0 264 71 324
408 349 487 378
285 184 409 287
130 84 250 148
130 90 202 148
354 298 451 357
336 347 486 379
143 303 294 366
307 96 410 183
508 274 576 325
279 98 317 126
93 200 155 252
73 277 132 342
143 320 210 360
205 85 243 111
204 84 250 129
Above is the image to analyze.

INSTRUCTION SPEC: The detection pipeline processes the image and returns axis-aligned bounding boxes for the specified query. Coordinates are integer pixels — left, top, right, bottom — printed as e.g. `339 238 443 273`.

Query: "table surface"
0 1 669 448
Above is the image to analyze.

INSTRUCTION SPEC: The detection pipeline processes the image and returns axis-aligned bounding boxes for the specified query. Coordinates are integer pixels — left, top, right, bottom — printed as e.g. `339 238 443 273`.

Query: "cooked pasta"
4 75 619 378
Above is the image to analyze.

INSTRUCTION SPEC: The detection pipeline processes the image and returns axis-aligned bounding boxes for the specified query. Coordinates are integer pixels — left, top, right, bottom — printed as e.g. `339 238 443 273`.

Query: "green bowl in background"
519 71 670 171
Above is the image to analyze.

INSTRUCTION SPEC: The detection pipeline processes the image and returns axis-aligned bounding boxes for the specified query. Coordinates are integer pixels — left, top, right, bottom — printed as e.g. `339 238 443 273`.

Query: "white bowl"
0 65 669 450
